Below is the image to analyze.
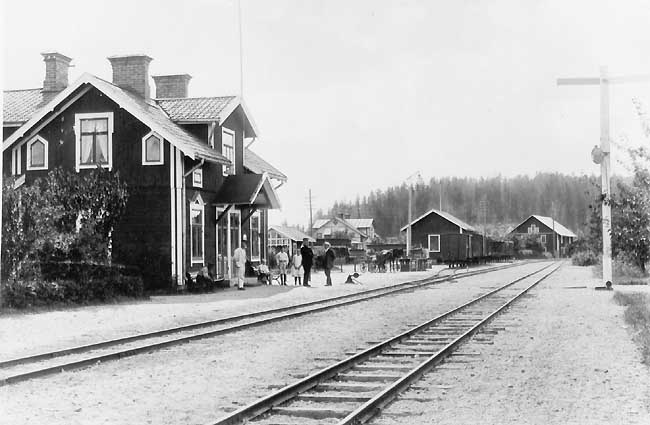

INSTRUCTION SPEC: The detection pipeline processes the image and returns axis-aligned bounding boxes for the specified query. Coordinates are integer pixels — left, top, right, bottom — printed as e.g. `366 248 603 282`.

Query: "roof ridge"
156 95 238 101
4 88 42 93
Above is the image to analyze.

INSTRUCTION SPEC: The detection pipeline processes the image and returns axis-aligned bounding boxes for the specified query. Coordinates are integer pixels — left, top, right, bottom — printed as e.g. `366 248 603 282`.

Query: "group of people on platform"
236 238 337 290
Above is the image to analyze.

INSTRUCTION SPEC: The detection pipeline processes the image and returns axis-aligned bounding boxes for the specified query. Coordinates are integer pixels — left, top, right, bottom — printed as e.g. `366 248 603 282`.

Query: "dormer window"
75 112 114 171
142 131 164 165
26 136 48 171
193 168 203 188
222 127 235 175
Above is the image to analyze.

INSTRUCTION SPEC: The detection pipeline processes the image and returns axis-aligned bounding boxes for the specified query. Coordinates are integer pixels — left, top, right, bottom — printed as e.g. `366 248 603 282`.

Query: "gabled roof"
156 96 259 137
346 218 374 229
312 217 367 238
510 215 577 238
312 219 329 229
244 148 287 182
3 89 58 124
213 173 281 209
400 208 478 233
269 225 315 242
2 73 230 165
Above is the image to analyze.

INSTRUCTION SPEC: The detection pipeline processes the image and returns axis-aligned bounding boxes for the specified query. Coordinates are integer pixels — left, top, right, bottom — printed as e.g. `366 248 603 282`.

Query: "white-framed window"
527 224 539 234
141 131 164 165
428 234 440 252
193 168 203 188
540 234 547 244
222 127 235 175
11 145 22 175
26 136 49 171
250 211 261 261
74 112 114 171
190 196 205 265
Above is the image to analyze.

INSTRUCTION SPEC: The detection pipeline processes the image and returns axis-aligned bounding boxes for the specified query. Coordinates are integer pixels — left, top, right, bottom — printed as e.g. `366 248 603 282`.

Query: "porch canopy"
213 173 281 224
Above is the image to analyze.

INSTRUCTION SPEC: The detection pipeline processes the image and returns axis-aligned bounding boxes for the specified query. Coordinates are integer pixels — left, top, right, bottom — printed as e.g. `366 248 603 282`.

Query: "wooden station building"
2 52 286 290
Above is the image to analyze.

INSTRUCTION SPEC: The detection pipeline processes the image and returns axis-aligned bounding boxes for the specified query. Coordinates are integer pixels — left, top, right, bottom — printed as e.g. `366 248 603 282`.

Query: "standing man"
275 246 289 285
300 238 314 287
233 241 247 291
323 241 336 286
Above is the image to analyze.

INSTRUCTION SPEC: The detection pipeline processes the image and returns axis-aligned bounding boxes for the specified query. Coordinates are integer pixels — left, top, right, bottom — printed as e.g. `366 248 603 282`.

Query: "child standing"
291 250 303 285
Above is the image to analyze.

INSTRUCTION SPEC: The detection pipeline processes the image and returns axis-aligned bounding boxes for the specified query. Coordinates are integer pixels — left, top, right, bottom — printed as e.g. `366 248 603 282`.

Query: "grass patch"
613 291 650 365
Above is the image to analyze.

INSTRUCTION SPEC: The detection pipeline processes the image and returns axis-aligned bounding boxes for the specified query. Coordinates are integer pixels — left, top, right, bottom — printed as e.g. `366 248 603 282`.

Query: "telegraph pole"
479 198 487 255
308 189 313 237
558 67 650 287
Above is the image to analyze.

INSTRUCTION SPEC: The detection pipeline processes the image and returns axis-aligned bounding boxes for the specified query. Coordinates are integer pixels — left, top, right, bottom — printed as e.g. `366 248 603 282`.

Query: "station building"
2 52 286 290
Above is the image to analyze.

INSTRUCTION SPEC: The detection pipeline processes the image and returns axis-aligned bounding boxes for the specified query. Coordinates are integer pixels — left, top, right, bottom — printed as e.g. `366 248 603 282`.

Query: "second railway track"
0 261 538 386
211 262 560 425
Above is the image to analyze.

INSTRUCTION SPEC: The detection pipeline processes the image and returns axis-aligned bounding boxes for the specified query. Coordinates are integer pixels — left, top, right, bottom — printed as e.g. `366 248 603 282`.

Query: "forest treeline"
319 173 605 240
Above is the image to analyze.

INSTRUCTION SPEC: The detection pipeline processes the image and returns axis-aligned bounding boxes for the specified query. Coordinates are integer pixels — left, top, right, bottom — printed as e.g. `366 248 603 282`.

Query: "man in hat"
300 238 314 287
323 241 336 286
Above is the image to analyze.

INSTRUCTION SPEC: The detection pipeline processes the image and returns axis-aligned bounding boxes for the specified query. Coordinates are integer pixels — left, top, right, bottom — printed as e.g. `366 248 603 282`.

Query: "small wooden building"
509 215 577 257
400 209 481 262
268 225 315 258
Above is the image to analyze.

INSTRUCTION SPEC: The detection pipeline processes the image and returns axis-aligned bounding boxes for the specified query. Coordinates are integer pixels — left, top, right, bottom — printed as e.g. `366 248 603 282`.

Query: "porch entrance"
215 208 241 282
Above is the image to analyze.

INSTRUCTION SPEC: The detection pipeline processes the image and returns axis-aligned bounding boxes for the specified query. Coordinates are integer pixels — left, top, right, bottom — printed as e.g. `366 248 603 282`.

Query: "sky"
3 0 650 227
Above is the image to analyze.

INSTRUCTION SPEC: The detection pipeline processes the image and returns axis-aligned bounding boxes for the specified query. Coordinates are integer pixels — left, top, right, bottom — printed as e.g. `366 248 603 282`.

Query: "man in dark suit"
323 241 336 286
300 238 314 287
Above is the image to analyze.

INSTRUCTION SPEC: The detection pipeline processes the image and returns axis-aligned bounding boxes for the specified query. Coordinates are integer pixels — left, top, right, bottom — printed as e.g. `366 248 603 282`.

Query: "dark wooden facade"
510 216 576 257
402 210 479 262
3 69 281 290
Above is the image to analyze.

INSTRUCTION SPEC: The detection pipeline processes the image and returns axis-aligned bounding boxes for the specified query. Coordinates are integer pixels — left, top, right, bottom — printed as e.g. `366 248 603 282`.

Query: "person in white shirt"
291 250 303 285
233 241 247 290
275 246 289 286
258 259 270 284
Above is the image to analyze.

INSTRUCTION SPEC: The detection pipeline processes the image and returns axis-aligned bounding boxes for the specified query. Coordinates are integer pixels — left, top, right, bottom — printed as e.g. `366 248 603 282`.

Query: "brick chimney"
152 74 192 98
42 52 72 92
107 54 153 99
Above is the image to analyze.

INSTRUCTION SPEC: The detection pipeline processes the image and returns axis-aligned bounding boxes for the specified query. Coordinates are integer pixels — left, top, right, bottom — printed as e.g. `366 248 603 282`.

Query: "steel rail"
0 262 530 386
338 263 560 425
209 262 557 425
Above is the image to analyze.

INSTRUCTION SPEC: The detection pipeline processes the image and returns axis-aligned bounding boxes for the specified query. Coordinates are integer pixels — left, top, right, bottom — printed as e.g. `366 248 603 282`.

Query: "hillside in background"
320 173 604 240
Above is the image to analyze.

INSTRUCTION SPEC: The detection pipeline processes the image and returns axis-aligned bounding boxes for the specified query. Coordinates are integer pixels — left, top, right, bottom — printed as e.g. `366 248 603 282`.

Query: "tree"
610 147 650 273
2 167 129 280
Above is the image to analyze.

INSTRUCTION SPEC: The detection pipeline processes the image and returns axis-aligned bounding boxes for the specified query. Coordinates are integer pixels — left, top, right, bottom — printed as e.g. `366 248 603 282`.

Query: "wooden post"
557 69 650 287
407 185 412 257
599 67 613 286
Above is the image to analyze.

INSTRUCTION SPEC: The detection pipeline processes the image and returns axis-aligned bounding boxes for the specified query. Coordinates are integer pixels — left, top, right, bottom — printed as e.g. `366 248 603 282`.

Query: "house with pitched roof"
400 208 481 261
312 216 370 250
508 215 577 257
267 225 315 257
2 52 286 289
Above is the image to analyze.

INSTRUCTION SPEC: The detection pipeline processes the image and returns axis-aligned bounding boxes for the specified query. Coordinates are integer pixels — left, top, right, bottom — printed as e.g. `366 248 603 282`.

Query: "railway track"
0 261 535 387
211 262 560 425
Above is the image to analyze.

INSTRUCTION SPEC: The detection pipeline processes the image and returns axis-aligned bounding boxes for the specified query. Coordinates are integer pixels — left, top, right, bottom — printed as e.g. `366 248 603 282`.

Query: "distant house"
400 208 480 261
509 215 577 257
312 216 368 250
268 225 315 257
